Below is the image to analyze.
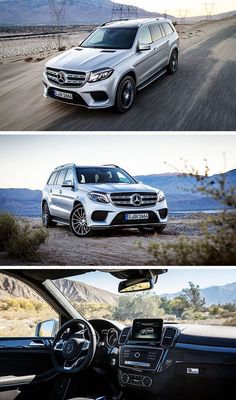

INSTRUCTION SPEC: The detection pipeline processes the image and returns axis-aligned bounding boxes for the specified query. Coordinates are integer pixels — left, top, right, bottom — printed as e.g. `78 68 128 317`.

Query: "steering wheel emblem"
57 71 66 84
131 194 143 207
66 343 73 353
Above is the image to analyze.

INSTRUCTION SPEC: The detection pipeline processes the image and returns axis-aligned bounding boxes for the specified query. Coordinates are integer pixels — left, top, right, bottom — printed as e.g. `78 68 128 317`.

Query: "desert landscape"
0 16 236 130
0 213 216 266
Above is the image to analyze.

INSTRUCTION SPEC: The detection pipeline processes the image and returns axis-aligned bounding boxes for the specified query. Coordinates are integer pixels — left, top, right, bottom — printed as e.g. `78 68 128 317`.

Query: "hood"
46 47 131 71
79 183 160 194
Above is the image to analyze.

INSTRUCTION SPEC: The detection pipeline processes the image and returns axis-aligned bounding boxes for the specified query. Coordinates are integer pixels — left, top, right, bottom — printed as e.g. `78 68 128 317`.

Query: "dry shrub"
7 223 48 261
0 213 19 251
0 213 48 260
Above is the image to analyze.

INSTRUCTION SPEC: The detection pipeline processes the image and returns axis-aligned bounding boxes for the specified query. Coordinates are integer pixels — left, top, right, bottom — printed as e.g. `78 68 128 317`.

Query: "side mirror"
35 319 59 338
118 275 158 293
138 43 151 52
62 180 74 188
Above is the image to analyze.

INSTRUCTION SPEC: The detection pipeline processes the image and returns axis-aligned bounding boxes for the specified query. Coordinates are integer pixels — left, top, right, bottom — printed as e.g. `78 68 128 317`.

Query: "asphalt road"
0 18 235 131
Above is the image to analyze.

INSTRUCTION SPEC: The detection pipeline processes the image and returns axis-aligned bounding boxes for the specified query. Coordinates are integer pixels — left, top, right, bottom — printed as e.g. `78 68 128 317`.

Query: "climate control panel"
121 373 153 388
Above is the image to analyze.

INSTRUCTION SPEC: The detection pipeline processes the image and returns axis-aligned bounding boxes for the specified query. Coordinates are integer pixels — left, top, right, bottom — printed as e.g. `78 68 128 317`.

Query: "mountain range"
162 282 236 306
0 170 235 216
0 273 235 306
0 0 235 25
0 0 161 25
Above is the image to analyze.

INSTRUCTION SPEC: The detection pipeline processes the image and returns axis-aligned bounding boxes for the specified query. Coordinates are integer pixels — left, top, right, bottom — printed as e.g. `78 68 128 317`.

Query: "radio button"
121 373 129 384
143 376 153 387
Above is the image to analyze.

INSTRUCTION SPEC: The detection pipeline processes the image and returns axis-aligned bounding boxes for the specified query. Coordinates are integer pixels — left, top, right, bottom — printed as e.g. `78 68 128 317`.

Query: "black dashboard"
89 318 236 400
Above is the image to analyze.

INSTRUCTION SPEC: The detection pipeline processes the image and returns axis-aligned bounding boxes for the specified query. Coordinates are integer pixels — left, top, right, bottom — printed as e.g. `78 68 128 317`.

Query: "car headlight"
87 192 110 203
157 191 165 202
88 68 114 83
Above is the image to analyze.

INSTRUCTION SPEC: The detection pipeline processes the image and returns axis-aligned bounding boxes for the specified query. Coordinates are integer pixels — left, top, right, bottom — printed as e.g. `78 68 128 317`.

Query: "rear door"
149 23 170 69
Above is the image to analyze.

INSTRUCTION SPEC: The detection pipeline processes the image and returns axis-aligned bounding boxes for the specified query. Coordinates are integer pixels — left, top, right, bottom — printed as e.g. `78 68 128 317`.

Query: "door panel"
0 338 56 400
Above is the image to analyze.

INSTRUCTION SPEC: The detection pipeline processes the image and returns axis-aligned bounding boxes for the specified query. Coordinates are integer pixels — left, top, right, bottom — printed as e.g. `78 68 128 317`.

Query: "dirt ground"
0 213 213 266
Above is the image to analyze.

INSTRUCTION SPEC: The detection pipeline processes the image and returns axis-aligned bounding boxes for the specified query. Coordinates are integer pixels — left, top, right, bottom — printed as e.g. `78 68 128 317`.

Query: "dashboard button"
143 376 153 387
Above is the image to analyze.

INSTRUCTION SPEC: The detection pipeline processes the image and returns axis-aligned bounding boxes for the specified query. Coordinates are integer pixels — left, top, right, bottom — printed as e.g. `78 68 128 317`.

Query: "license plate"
125 213 149 221
54 90 73 100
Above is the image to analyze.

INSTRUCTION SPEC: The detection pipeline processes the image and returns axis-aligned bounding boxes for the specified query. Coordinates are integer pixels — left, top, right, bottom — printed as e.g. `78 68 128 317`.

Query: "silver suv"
43 18 179 112
42 164 168 237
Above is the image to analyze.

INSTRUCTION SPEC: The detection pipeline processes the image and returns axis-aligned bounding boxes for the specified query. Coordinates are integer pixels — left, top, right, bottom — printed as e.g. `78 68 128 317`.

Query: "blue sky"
70 269 236 295
0 134 235 189
116 1 235 17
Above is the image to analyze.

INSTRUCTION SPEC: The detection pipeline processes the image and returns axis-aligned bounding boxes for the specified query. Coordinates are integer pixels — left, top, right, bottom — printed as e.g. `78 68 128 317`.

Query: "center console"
118 319 178 395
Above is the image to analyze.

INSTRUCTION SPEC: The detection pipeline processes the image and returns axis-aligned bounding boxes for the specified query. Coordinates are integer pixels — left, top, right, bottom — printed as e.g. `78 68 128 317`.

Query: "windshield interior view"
0 269 235 400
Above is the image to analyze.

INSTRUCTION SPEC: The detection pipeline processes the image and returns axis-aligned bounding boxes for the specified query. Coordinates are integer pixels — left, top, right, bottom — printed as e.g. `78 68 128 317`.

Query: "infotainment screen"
132 319 163 342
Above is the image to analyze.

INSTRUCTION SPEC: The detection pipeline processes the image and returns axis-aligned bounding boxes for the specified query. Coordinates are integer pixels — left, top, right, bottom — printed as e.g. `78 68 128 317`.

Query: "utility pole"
48 0 68 50
178 9 188 25
111 3 139 20
204 2 215 21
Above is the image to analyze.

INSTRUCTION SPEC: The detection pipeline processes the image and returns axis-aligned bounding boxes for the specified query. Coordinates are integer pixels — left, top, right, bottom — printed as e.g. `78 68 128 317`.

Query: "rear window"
47 171 58 185
150 24 163 42
56 169 67 186
162 22 174 36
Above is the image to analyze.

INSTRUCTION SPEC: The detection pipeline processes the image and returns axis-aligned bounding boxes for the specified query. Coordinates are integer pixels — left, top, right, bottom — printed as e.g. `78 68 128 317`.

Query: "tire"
138 227 156 235
115 75 136 113
42 202 57 228
167 50 178 74
70 204 91 237
155 225 166 234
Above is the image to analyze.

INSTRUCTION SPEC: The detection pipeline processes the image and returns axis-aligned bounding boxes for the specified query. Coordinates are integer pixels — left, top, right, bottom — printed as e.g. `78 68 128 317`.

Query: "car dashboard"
89 318 236 400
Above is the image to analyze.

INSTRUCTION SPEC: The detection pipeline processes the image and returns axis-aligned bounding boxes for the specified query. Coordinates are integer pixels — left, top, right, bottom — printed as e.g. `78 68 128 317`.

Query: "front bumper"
42 70 120 109
83 199 168 230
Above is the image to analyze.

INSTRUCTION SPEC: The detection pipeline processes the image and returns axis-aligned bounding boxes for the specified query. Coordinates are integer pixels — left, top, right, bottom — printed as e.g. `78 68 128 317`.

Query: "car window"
150 23 163 42
65 168 74 183
47 171 58 185
162 22 174 37
81 27 138 50
56 169 67 186
0 273 58 338
139 26 152 45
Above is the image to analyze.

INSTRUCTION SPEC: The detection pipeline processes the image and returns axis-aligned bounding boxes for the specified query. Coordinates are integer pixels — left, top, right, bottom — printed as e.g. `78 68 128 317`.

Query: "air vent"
119 327 131 345
100 50 116 53
161 327 178 348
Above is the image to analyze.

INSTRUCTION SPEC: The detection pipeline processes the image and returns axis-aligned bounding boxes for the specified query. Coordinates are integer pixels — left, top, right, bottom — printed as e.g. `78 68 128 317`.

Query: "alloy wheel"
71 206 90 236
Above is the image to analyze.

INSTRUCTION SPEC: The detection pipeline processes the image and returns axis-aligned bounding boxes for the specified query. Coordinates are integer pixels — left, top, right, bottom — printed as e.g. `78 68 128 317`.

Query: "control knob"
143 376 152 388
121 373 129 384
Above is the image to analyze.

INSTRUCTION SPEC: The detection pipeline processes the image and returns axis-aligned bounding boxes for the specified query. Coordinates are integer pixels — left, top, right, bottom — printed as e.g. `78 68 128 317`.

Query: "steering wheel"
52 319 97 374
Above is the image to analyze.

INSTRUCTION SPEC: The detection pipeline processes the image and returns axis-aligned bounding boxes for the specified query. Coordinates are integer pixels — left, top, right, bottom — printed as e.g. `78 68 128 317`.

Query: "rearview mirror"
62 180 74 188
35 319 59 338
138 43 151 51
118 276 158 293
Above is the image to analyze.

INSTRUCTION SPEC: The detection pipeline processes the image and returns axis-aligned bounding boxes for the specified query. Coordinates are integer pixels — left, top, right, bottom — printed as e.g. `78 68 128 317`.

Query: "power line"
204 2 216 20
48 0 69 50
178 9 188 25
111 3 139 20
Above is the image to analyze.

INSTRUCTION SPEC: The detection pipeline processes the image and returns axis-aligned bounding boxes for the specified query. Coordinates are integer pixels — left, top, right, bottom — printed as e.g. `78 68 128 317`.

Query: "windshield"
52 270 236 327
81 27 138 49
76 167 137 184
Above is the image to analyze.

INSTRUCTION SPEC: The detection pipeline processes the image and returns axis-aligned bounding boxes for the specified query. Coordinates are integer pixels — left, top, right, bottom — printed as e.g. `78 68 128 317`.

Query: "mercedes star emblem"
131 194 143 206
57 71 66 84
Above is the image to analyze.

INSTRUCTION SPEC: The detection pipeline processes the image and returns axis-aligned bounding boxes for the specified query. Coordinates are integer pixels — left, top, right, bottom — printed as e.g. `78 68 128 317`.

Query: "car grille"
110 192 158 208
46 67 87 87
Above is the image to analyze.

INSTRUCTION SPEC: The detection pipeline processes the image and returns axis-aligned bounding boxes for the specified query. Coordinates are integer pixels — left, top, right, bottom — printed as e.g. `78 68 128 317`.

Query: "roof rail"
102 164 120 168
100 18 130 27
55 163 76 170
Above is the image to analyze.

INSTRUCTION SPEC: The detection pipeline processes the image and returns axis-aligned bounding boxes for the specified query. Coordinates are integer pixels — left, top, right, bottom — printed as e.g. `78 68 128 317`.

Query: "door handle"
28 340 46 347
